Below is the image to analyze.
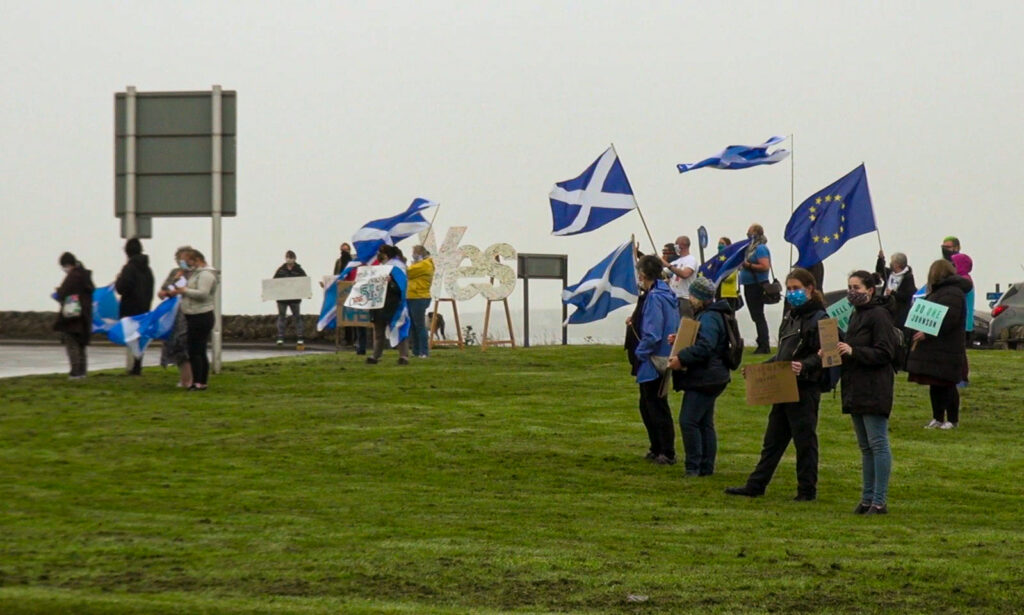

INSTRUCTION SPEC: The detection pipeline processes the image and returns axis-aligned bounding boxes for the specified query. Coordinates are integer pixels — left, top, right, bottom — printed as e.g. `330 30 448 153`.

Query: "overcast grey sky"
2 1 1022 341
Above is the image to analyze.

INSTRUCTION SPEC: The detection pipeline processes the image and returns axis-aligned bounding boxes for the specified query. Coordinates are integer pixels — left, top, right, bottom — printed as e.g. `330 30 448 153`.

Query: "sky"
2 1 1022 344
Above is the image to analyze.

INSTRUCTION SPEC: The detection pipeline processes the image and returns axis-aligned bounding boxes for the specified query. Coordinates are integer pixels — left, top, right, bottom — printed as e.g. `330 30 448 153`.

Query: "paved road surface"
0 343 331 379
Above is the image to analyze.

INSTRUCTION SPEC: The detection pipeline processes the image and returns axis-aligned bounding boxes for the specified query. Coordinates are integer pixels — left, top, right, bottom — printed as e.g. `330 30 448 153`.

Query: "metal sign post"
211 85 223 373
516 253 569 347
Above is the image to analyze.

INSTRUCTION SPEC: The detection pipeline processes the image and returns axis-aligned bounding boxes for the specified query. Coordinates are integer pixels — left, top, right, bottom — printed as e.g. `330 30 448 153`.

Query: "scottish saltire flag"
349 198 438 269
317 275 341 331
91 284 120 333
107 296 180 358
785 164 877 268
677 136 790 173
562 240 639 324
698 239 751 286
550 147 636 236
385 265 411 346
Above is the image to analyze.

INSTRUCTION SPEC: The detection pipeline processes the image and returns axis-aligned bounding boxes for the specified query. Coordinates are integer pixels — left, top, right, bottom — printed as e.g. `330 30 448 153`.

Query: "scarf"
887 268 908 294
745 234 768 260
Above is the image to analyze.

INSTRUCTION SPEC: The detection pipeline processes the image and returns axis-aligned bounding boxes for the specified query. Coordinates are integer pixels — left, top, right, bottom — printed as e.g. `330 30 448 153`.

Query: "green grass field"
1 346 1022 614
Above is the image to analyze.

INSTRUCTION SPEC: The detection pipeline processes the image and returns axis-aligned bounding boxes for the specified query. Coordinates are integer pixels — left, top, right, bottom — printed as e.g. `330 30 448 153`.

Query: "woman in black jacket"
876 250 916 329
906 259 972 430
833 270 897 516
726 268 826 501
54 252 95 379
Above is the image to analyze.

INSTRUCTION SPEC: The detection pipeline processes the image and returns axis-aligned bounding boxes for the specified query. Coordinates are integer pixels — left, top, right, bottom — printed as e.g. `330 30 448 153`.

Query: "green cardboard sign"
905 299 949 336
826 298 854 332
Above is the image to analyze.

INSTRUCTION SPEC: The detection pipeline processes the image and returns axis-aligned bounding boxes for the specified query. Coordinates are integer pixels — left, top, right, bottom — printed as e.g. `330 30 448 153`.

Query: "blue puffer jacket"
635 279 680 384
672 300 732 391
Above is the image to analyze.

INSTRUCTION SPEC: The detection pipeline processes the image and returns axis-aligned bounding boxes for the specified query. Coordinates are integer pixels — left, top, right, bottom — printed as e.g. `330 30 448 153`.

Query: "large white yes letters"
423 227 516 301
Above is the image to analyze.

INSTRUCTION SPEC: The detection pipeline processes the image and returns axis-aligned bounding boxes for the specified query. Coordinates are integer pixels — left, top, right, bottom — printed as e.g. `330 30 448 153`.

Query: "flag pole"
424 203 441 242
610 143 658 254
862 161 884 254
789 133 795 269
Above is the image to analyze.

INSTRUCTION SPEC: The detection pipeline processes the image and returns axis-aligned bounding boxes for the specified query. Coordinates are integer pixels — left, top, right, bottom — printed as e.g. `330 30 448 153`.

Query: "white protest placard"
904 298 949 336
261 276 312 302
827 298 855 332
343 266 392 310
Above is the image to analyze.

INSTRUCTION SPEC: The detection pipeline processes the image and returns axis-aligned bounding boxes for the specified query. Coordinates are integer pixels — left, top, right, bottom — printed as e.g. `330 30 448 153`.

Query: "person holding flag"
367 245 411 366
713 237 743 311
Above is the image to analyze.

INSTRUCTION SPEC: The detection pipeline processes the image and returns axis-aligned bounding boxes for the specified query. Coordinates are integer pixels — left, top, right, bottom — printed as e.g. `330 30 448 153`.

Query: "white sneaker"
939 421 956 430
925 419 942 429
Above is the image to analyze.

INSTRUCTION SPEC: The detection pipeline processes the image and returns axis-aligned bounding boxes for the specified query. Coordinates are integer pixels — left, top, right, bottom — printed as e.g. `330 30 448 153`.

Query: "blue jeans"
679 388 721 475
851 414 891 506
408 298 431 357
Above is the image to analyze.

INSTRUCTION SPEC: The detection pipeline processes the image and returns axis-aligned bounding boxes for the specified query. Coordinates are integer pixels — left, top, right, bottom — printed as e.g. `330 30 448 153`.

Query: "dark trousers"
638 378 675 459
680 387 724 475
63 333 87 377
276 301 303 340
355 327 368 354
372 320 409 360
743 284 771 351
185 311 215 385
929 384 960 424
746 388 820 496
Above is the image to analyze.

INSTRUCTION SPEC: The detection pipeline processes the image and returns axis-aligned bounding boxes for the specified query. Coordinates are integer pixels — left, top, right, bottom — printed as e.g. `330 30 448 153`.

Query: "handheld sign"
344 266 392 310
336 281 372 328
744 361 800 406
904 298 949 336
826 298 854 332
818 317 842 368
660 318 701 397
261 276 312 302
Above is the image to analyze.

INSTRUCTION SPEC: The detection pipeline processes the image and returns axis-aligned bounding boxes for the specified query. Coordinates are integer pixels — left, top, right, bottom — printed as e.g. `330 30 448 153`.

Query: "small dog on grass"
427 312 446 340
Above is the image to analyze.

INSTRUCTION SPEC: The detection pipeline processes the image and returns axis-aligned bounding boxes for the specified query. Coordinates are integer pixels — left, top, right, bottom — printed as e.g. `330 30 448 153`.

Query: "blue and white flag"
317 275 341 331
349 198 438 270
91 283 120 333
677 136 790 173
562 240 639 325
107 296 180 358
697 238 751 286
385 264 411 346
550 147 636 236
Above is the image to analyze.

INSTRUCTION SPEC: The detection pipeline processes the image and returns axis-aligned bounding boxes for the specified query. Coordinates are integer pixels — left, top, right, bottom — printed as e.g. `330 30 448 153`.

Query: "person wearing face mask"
406 245 435 358
633 255 681 465
833 270 897 515
157 246 193 388
668 275 731 477
327 243 356 346
739 224 773 354
170 249 218 391
368 245 411 365
663 236 698 318
53 252 95 379
273 250 308 347
875 250 916 330
907 259 972 430
115 237 155 375
714 237 742 311
334 243 353 276
943 237 974 386
726 268 826 500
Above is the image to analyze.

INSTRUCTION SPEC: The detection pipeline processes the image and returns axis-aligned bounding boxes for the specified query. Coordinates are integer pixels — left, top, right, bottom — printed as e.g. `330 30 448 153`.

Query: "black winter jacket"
876 256 917 328
840 295 896 416
115 254 154 317
672 300 732 392
906 274 972 384
54 265 95 339
625 290 648 377
274 262 308 305
773 298 827 390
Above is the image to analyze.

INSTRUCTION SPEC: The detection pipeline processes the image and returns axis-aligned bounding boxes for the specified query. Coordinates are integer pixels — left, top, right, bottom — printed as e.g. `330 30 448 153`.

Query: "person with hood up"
832 270 897 516
726 268 826 500
632 254 681 465
54 252 95 379
907 259 973 430
170 249 218 391
668 275 731 477
115 237 154 374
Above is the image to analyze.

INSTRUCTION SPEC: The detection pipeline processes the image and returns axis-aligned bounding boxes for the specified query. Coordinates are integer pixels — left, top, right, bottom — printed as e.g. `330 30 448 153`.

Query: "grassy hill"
1 346 1022 614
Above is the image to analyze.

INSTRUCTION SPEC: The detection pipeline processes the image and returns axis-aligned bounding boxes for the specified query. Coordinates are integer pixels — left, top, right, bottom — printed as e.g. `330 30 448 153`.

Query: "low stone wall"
0 311 336 343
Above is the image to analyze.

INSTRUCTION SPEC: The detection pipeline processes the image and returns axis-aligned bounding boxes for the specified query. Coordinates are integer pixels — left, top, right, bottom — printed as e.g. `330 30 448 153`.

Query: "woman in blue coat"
631 255 681 465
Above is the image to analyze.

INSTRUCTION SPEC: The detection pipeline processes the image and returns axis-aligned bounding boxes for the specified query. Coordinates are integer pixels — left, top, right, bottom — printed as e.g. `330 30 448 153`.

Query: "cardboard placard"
818 317 842 368
904 298 949 336
336 281 372 328
744 361 800 406
670 317 701 357
261 276 313 301
826 298 854 332
344 266 391 310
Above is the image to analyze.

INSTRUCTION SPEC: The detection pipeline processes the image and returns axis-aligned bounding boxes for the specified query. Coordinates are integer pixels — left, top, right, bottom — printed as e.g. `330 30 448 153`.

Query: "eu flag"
697 238 750 286
785 164 877 269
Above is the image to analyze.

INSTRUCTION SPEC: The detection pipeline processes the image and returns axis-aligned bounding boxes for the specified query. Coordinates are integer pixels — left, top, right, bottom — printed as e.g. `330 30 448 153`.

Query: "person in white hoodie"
171 248 218 391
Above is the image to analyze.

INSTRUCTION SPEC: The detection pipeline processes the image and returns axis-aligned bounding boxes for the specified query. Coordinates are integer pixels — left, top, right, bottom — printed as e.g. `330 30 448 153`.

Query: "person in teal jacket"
632 255 681 465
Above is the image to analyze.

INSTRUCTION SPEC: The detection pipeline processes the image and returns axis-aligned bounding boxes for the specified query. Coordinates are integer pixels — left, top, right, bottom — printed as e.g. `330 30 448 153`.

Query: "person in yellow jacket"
406 245 435 358
715 237 743 311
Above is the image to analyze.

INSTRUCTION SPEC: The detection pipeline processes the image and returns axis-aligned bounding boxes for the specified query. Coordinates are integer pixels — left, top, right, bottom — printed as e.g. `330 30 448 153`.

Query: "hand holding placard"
818 318 842 368
744 362 800 406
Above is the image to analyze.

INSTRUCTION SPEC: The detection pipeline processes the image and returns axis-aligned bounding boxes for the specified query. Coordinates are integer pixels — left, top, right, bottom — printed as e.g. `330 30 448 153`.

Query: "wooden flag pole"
424 203 441 241
610 143 657 254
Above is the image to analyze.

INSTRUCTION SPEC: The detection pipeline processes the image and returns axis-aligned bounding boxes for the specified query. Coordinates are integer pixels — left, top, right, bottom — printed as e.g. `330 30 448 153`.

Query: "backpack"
718 311 745 370
889 325 907 373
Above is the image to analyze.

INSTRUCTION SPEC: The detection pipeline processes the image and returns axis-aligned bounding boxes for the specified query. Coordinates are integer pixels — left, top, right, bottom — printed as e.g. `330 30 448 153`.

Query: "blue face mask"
785 289 808 307
717 244 726 253
178 260 189 270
